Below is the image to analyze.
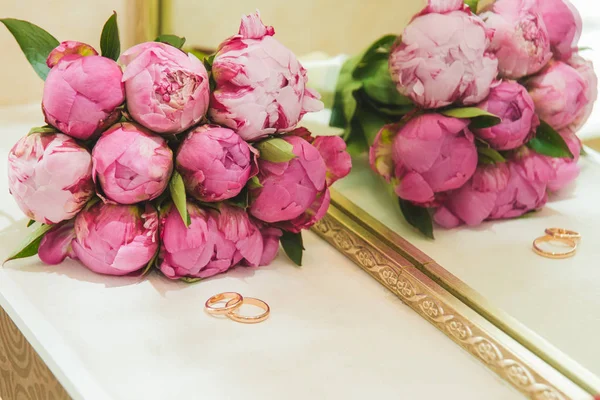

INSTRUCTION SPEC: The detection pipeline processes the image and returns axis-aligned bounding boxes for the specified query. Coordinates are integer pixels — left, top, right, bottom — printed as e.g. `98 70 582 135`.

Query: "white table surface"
0 104 523 400
336 155 600 379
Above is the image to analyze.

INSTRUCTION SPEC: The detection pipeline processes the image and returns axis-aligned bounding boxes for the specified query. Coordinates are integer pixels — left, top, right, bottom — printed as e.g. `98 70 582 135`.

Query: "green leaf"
84 196 101 211
280 231 304 266
355 105 391 147
152 190 171 211
180 277 202 284
26 220 35 228
155 34 186 49
330 55 361 130
100 12 120 61
203 53 216 71
464 0 479 13
255 138 296 163
578 46 592 52
189 48 209 61
477 147 506 164
169 170 190 227
228 188 249 209
0 18 59 80
527 120 574 159
442 107 501 128
345 137 369 156
398 199 434 239
4 223 53 263
247 176 263 189
353 35 397 80
362 60 413 107
28 125 57 136
141 249 159 276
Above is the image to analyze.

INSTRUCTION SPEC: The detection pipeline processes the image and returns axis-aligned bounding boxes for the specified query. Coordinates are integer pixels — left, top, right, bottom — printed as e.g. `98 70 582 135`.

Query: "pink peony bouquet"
331 0 596 238
2 12 351 279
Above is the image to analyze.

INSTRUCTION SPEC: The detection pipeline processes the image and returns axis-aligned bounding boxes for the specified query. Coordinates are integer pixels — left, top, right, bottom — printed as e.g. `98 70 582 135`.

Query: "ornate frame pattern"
312 194 591 400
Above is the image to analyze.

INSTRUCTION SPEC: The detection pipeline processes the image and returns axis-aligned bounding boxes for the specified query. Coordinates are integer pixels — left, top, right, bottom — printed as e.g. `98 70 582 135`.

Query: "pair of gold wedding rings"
204 292 270 324
533 228 581 259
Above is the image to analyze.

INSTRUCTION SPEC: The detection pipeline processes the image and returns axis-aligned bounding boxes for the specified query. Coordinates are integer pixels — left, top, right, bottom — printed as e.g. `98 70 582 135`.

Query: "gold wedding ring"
545 228 581 241
205 292 243 315
225 297 270 324
533 235 577 259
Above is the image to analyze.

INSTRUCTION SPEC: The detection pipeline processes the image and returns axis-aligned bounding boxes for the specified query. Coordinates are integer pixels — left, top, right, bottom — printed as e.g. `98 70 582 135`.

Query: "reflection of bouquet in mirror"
331 0 596 238
1 11 351 279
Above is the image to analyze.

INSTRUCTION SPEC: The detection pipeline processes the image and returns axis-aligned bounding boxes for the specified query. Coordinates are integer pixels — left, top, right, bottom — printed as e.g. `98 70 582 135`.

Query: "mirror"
166 0 600 395
302 0 600 395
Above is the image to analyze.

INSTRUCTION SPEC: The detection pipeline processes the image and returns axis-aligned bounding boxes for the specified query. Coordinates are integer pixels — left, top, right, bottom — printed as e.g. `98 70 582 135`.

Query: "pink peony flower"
46 41 98 68
92 123 173 205
258 225 283 266
249 136 326 223
213 203 264 267
209 12 323 141
8 132 94 224
474 81 539 150
489 147 555 219
423 0 465 13
43 54 124 140
371 114 478 205
38 220 76 265
481 0 552 79
312 136 352 186
72 203 159 276
434 163 511 228
389 9 498 109
120 42 209 135
176 125 255 202
568 55 598 131
528 61 589 130
158 202 264 279
546 128 581 192
535 0 582 60
277 189 331 233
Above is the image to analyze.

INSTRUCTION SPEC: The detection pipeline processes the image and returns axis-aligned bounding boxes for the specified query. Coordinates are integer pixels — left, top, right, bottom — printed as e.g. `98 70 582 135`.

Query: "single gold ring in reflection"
533 235 577 259
545 228 581 241
226 297 270 324
205 292 244 315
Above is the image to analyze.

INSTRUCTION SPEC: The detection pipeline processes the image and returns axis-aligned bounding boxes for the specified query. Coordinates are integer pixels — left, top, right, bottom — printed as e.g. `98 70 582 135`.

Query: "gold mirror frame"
315 189 599 399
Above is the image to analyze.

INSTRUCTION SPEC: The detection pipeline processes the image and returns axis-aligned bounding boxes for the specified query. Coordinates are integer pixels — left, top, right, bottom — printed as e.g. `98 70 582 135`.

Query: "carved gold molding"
313 197 591 400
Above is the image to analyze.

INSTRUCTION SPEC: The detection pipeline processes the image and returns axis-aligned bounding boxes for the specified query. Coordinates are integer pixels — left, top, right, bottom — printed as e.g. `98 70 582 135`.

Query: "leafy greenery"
247 176 263 189
228 188 249 209
477 147 506 165
398 199 434 239
155 34 186 49
4 224 53 263
464 0 480 13
254 138 296 162
28 126 57 136
169 170 191 227
527 120 574 159
0 18 59 80
100 12 120 61
180 277 202 284
330 34 415 154
142 249 159 276
441 107 501 129
280 231 304 266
